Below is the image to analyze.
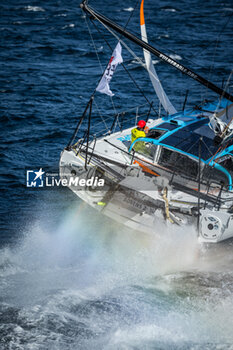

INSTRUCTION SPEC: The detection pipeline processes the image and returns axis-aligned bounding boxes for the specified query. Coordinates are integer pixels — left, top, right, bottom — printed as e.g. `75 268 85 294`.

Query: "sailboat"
60 0 233 243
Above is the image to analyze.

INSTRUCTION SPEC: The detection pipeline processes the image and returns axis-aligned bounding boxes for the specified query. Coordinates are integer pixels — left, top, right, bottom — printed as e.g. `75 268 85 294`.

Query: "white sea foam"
25 6 45 12
62 23 75 29
163 8 177 12
1 203 233 348
158 34 170 39
124 7 134 12
223 7 233 12
169 54 182 60
54 13 67 17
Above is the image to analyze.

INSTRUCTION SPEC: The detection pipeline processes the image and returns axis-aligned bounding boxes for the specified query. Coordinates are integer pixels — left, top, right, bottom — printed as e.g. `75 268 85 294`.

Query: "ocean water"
1 0 233 348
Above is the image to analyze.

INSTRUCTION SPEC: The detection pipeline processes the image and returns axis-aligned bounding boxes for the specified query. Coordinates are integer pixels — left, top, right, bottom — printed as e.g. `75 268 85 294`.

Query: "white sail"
140 0 177 115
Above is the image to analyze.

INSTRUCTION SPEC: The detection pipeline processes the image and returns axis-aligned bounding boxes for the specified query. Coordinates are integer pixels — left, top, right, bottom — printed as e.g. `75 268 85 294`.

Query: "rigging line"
222 69 233 98
181 129 215 160
88 11 149 68
92 98 110 132
203 12 233 102
90 18 159 116
184 136 200 155
79 94 110 132
88 16 143 65
115 114 121 133
85 15 119 119
110 95 118 115
214 69 233 114
200 138 214 158
208 12 233 80
79 96 152 126
207 144 225 165
196 12 233 61
226 68 233 87
85 15 103 73
167 12 233 73
121 0 140 35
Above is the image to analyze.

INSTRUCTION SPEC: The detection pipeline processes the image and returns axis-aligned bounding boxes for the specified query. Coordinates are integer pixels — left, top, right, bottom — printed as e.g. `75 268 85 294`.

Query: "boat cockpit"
128 119 233 190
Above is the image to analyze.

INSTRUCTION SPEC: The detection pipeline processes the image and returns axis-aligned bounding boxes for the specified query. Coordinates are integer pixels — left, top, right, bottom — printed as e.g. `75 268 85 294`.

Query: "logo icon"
26 168 45 188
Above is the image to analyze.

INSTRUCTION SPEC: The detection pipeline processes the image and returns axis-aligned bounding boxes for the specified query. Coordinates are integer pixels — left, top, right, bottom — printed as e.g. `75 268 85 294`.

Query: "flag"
96 42 123 97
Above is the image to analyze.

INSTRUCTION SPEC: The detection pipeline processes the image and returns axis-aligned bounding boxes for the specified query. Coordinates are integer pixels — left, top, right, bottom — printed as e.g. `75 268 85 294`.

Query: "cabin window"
216 155 233 176
202 165 229 188
134 141 157 160
158 147 198 178
147 129 167 139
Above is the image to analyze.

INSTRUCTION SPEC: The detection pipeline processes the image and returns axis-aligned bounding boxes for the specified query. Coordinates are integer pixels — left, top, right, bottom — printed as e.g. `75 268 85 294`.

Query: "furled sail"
209 102 233 142
140 0 177 115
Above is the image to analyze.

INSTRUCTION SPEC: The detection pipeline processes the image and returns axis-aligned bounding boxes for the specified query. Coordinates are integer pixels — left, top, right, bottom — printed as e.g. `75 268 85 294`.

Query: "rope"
207 13 233 83
85 15 104 73
78 94 109 133
162 187 174 224
92 98 110 132
122 0 140 34
202 12 233 102
78 97 154 133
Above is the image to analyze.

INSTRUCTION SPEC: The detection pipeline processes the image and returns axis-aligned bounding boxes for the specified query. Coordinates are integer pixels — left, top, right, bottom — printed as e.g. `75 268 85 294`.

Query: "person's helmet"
137 120 146 129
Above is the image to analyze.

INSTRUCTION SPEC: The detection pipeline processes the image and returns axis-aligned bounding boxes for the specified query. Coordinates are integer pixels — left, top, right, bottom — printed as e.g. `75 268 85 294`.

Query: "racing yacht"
60 0 233 243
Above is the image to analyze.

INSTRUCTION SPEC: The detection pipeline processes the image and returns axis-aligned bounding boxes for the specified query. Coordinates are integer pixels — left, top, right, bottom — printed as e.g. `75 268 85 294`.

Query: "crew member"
131 120 147 152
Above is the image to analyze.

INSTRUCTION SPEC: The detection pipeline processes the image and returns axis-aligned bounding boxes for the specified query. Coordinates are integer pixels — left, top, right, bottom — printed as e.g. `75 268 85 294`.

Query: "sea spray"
1 203 233 348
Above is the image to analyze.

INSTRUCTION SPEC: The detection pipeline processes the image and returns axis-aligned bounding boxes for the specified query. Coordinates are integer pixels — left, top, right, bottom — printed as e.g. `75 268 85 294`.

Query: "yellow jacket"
131 128 146 152
131 128 146 143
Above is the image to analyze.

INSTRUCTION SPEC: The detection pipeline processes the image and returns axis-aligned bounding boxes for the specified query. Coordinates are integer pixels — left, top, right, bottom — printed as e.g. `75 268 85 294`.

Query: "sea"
1 0 233 349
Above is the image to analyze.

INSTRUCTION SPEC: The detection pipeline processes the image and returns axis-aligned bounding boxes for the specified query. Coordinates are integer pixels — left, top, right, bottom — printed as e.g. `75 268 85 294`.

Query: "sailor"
131 120 148 152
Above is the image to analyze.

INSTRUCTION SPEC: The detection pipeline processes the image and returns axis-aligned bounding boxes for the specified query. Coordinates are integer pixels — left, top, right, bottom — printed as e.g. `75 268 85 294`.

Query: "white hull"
59 139 233 244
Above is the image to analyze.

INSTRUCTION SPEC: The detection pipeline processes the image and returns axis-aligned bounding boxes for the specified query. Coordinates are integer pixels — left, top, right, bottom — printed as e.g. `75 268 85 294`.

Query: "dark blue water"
1 1 233 349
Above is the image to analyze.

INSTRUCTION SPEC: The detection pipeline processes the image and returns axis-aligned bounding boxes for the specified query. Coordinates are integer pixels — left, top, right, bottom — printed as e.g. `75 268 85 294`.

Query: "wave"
169 54 182 60
160 6 179 13
123 7 134 12
24 6 45 12
54 13 67 17
62 24 75 29
157 34 170 39
223 8 233 12
164 8 177 12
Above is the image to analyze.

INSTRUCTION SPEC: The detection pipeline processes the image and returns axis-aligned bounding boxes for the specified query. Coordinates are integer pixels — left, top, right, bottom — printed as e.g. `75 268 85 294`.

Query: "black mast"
80 0 233 103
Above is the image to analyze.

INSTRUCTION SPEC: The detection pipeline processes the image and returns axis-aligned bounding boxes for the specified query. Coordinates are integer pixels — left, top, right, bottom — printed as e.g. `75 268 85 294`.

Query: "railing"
68 101 233 211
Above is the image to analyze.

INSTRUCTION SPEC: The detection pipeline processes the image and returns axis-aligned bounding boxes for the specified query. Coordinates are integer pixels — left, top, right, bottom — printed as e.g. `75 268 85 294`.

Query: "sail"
140 0 177 115
215 102 233 123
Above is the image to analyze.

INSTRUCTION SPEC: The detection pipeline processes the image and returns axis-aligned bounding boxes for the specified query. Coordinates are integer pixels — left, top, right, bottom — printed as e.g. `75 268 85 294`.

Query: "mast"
80 0 233 103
